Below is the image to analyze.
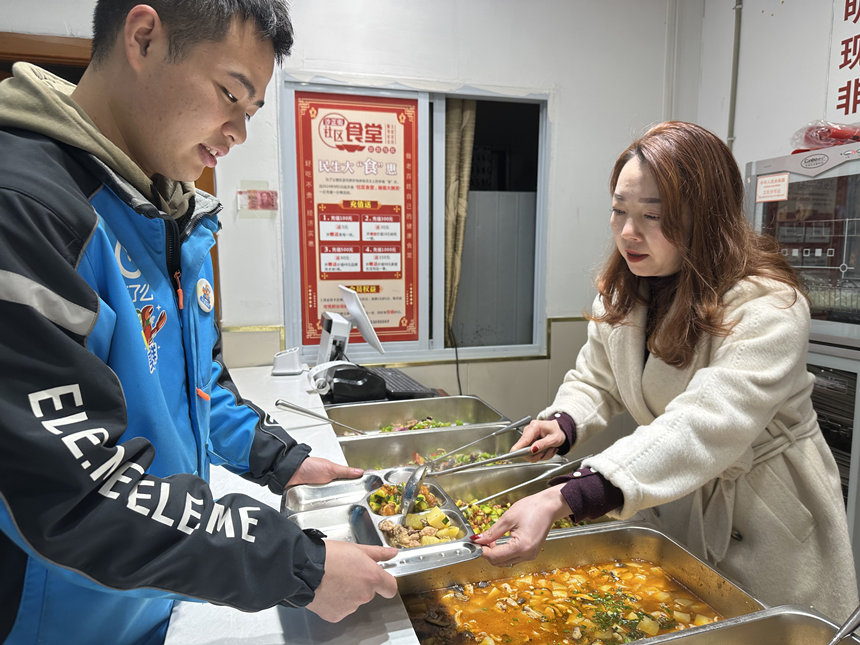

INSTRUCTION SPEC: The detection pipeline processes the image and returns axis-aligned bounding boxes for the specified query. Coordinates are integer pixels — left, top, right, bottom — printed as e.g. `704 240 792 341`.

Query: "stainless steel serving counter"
163 366 419 645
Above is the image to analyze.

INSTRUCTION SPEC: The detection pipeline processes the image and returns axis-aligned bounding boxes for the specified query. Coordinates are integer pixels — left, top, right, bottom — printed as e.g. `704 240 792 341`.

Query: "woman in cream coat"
473 121 859 620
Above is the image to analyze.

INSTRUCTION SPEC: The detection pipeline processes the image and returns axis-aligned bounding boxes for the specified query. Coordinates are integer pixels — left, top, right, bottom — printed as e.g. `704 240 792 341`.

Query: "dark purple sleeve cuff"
549 467 624 523
548 411 577 455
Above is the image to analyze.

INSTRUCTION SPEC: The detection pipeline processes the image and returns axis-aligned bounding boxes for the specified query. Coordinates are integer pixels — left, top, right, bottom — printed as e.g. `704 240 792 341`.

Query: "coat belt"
699 417 819 563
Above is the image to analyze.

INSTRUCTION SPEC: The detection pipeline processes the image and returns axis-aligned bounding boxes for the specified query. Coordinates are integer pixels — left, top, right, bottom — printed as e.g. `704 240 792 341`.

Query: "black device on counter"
329 366 386 403
328 365 437 403
318 286 439 403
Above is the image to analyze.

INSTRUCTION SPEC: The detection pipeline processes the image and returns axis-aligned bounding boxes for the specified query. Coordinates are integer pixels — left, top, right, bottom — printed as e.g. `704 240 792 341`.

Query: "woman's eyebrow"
613 193 662 204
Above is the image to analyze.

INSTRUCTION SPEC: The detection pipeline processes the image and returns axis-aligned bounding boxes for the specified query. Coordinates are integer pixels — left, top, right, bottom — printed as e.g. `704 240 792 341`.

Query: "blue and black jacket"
0 128 325 645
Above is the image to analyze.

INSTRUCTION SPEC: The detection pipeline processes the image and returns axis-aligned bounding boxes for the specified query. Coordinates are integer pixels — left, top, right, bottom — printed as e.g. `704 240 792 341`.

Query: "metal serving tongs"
400 448 536 516
826 603 860 645
399 416 532 515
274 398 368 435
422 416 532 472
461 454 591 508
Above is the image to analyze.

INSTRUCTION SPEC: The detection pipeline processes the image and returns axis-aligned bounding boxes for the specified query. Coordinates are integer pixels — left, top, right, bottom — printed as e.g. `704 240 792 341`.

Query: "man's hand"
305 541 399 622
287 457 363 487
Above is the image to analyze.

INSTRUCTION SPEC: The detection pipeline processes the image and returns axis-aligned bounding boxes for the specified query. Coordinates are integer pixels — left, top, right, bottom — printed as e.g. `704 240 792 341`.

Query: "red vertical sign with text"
830 2 860 119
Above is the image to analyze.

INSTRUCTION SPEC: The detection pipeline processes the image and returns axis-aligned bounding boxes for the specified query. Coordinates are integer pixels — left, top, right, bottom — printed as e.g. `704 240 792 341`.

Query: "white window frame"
278 74 549 364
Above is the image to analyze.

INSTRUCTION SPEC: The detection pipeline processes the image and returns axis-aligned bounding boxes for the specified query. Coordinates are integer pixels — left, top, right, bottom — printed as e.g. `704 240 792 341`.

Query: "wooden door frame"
0 32 222 321
0 32 92 66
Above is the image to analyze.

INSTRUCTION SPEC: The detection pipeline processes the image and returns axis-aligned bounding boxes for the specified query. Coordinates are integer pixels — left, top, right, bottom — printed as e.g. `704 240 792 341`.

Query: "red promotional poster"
295 91 419 345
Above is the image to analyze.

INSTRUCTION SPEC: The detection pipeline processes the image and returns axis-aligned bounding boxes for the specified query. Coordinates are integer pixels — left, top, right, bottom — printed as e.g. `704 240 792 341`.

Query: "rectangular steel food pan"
395 522 764 621
338 422 556 470
324 395 508 436
642 605 860 644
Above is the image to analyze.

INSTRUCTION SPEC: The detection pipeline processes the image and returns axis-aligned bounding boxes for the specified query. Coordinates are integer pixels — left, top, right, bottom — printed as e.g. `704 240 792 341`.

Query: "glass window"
279 82 548 364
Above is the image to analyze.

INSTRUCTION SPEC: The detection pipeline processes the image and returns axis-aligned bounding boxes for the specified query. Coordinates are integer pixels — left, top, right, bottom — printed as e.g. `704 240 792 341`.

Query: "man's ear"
123 4 164 71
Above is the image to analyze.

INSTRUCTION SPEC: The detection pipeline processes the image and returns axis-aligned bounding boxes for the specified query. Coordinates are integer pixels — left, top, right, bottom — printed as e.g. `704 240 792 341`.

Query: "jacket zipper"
165 218 183 310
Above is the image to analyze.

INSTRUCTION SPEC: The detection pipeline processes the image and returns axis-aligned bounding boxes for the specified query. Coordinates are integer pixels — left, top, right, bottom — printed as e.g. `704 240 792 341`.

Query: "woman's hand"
287 457 364 487
510 419 567 462
471 484 571 567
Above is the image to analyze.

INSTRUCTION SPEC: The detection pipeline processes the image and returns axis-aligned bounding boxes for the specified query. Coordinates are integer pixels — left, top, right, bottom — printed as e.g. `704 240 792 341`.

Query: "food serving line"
164 366 860 644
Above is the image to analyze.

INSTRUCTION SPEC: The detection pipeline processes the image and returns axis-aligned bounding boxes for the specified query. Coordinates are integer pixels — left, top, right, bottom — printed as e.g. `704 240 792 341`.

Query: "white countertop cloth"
163 366 418 645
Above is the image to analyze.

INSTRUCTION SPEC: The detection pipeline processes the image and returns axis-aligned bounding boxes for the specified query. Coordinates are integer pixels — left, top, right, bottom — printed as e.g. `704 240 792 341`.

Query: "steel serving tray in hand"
641 605 860 644
282 468 482 576
324 395 508 436
338 422 560 470
395 521 765 622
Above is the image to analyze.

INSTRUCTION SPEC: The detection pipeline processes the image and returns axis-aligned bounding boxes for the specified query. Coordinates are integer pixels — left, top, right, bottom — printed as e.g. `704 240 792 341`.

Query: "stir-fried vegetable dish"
457 498 579 534
404 559 722 644
409 450 511 470
379 417 464 433
368 483 439 515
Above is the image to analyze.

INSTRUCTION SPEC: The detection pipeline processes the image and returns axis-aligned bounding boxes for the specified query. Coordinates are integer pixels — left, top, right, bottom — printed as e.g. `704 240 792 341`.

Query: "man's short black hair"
90 0 294 65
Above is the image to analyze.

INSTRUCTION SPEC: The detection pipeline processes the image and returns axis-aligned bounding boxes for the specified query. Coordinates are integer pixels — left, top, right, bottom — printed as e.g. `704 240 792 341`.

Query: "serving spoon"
274 398 368 435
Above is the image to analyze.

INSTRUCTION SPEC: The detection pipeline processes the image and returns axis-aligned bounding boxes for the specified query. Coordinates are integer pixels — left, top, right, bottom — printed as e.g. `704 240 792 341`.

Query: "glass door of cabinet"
761 175 860 323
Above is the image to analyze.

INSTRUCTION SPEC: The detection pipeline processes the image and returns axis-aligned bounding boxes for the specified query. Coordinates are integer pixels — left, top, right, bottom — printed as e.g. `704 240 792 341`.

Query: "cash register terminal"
309 286 437 403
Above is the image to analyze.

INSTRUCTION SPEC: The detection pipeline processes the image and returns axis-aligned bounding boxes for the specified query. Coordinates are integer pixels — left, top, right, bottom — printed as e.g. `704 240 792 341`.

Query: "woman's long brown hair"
592 121 803 368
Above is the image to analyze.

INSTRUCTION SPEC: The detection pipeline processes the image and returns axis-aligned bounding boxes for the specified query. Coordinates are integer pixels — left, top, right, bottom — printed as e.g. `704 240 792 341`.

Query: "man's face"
124 18 275 181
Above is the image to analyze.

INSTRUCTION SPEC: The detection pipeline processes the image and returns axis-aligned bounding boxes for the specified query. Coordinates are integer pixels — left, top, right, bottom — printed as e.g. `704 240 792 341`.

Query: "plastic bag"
791 120 860 152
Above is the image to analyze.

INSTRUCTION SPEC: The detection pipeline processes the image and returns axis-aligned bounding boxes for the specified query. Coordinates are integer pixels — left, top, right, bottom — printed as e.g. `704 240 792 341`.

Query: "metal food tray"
282 462 598 577
338 422 559 470
395 522 765 621
324 395 508 436
642 605 860 644
282 467 481 576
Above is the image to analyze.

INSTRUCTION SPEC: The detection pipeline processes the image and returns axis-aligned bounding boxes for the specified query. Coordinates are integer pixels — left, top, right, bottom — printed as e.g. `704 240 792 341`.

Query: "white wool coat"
541 277 859 620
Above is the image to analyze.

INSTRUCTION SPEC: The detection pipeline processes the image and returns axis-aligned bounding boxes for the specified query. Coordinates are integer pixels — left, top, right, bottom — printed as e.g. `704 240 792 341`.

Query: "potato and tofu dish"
379 507 465 549
405 559 722 644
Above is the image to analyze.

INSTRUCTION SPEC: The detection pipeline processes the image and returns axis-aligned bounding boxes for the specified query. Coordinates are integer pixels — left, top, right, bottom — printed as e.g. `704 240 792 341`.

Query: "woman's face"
610 157 684 277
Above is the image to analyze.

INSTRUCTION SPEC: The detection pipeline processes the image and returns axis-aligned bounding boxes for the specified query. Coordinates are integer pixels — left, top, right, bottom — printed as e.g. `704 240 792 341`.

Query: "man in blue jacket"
0 2 397 643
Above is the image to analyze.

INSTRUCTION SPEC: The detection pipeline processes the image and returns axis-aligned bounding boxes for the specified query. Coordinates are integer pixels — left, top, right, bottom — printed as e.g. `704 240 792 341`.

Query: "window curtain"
444 98 477 346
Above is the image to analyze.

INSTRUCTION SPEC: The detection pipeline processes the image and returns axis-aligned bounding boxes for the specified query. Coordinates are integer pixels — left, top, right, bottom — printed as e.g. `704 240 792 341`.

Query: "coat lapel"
606 304 655 424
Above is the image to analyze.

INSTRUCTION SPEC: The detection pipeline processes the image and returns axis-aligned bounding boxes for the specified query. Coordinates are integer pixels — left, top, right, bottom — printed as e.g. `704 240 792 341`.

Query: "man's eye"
245 113 252 123
222 88 238 103
610 207 624 216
